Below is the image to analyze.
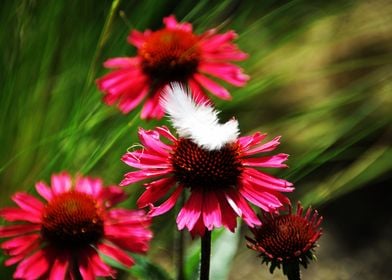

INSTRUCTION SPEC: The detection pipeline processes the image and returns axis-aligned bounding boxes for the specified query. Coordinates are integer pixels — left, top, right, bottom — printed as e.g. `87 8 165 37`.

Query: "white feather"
160 83 239 150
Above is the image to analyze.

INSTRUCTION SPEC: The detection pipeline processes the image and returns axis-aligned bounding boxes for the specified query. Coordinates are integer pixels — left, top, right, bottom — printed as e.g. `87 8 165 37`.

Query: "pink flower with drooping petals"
96 15 249 119
0 172 152 280
120 84 293 236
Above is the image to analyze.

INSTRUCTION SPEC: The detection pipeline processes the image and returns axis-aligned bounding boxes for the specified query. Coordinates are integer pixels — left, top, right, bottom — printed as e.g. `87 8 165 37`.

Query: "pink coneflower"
246 202 323 280
0 172 152 279
120 84 293 236
96 15 249 119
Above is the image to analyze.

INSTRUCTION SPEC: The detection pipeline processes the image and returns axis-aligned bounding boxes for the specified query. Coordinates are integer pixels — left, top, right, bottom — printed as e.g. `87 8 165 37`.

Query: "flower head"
0 172 152 279
246 202 323 276
97 15 249 119
120 84 293 236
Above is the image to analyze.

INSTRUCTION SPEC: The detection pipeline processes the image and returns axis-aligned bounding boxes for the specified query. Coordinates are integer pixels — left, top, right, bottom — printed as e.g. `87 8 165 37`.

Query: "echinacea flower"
246 202 323 280
0 172 152 280
120 84 293 236
97 15 249 119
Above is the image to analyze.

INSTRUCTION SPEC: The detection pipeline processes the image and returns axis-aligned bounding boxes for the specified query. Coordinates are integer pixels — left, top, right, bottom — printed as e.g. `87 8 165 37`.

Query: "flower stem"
200 229 211 280
286 261 301 280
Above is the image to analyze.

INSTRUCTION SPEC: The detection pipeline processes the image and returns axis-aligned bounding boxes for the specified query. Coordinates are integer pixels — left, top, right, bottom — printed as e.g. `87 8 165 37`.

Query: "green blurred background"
1 0 391 279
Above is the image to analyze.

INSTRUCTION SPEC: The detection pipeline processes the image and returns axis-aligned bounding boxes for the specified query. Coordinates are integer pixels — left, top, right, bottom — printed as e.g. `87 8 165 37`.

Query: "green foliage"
0 0 390 278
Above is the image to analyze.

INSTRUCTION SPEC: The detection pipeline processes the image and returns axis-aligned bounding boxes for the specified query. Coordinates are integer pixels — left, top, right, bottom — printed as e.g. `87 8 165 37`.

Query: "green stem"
200 229 211 280
286 261 301 280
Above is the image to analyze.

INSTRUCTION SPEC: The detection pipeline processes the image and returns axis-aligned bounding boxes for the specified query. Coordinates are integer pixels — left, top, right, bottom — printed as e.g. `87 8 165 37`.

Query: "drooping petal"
98 243 135 268
177 190 203 231
194 73 231 100
49 257 69 280
202 191 222 230
14 249 50 280
137 177 176 208
149 186 183 216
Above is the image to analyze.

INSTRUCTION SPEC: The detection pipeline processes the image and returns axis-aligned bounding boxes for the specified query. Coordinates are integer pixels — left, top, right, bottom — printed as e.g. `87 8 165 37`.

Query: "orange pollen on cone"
252 215 318 260
139 29 201 82
170 138 242 190
41 191 104 249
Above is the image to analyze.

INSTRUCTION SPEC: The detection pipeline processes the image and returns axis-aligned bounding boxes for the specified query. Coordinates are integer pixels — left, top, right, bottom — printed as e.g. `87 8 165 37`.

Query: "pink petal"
49 257 69 280
155 126 177 142
51 172 72 195
120 169 172 186
103 57 139 68
12 192 44 215
244 136 282 155
138 128 172 155
99 186 127 208
0 207 42 223
149 186 183 216
237 132 267 150
99 243 135 268
242 153 289 168
127 29 151 48
88 250 115 277
141 90 165 120
0 224 41 238
189 78 211 104
190 217 206 237
163 15 192 32
176 190 203 231
78 251 96 280
216 192 237 232
137 177 176 208
14 249 50 279
242 168 293 192
239 183 283 212
118 85 149 113
199 62 249 86
225 189 261 227
35 181 53 201
75 176 102 197
1 234 40 256
202 191 222 230
194 73 231 100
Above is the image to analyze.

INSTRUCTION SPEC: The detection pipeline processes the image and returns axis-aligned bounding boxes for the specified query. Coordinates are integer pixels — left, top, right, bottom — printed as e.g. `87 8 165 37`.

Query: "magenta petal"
176 190 203 231
49 257 69 280
78 252 95 280
1 234 40 256
149 186 183 217
237 132 267 150
242 168 293 192
103 57 139 68
163 15 192 32
242 153 289 168
225 190 261 227
99 243 135 268
88 251 115 277
0 224 41 238
137 177 176 208
0 207 42 223
120 169 172 186
12 192 44 214
14 249 50 279
202 191 222 230
216 192 237 232
194 73 231 100
51 172 72 195
127 30 150 48
118 86 148 113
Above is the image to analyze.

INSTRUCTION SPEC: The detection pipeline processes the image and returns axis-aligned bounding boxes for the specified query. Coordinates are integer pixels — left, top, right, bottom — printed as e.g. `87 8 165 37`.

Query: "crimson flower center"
139 29 201 83
171 138 242 190
41 191 104 249
254 215 317 259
